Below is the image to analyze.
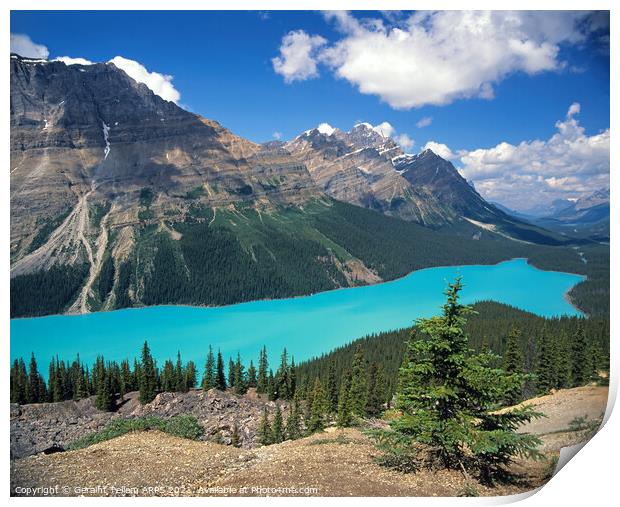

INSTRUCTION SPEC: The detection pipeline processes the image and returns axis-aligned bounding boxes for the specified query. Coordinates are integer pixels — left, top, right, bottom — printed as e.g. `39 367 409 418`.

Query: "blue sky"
10 10 610 209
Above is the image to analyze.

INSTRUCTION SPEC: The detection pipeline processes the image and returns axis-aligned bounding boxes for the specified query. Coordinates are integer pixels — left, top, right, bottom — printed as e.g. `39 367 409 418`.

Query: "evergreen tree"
337 370 353 427
503 327 525 404
202 346 216 390
267 369 276 401
307 378 328 433
571 325 588 386
258 408 272 446
139 341 158 404
27 353 42 403
233 352 248 395
174 351 184 391
348 346 367 418
95 365 115 412
257 346 268 394
275 348 290 400
185 361 197 390
555 332 572 389
373 279 542 480
215 350 226 390
326 361 339 414
247 360 257 388
120 359 133 398
272 405 285 443
286 393 303 440
10 358 28 404
366 362 385 417
535 330 555 393
161 360 175 392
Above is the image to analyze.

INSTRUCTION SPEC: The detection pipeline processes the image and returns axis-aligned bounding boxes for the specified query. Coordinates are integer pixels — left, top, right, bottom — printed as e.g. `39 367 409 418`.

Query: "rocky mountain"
285 124 564 244
284 124 454 225
10 53 565 318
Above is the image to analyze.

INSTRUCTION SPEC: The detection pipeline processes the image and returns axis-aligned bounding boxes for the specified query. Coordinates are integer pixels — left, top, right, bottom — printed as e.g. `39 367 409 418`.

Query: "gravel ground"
11 385 609 497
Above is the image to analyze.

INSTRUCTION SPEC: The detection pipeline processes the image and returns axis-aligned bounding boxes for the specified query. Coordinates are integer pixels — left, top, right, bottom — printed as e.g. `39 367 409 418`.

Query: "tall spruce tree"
337 370 353 427
202 346 216 390
373 279 542 480
215 350 226 390
503 327 525 404
571 325 588 386
348 346 368 418
233 352 248 395
366 362 385 417
307 378 328 433
185 361 197 390
286 393 303 440
257 346 268 394
326 361 339 414
27 353 42 403
247 360 257 388
535 330 555 394
139 341 158 404
276 348 290 400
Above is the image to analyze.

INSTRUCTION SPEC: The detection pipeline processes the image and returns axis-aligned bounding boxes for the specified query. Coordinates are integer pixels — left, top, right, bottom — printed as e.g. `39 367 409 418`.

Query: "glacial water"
10 259 584 370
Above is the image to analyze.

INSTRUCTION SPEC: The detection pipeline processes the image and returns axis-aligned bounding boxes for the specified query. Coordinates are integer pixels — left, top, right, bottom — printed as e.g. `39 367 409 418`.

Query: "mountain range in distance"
9 53 607 317
491 188 610 242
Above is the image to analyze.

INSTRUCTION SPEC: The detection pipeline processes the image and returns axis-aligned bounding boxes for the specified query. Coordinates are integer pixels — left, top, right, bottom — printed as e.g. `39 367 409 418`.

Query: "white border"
2 1 615 505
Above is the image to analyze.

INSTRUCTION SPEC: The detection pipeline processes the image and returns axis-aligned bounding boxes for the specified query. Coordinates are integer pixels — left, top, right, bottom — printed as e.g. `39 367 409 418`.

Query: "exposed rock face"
392 149 509 222
10 389 290 459
10 54 321 275
285 124 454 226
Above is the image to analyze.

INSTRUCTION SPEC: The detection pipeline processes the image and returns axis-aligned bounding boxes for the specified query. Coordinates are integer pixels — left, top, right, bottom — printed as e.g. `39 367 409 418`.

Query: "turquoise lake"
10 258 584 371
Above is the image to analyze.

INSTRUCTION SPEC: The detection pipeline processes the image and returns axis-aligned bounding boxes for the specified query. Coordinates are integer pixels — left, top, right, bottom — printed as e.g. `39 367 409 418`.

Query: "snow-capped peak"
317 123 335 136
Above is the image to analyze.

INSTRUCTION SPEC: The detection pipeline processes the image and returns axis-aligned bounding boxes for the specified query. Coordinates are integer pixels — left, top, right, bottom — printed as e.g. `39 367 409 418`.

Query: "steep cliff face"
10 55 321 280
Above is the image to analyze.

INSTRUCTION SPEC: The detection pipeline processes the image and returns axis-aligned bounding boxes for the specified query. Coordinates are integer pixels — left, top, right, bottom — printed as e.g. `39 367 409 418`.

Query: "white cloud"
371 121 395 138
272 131 283 140
423 141 457 160
54 56 93 66
567 102 581 117
455 103 609 209
10 33 49 59
395 133 415 151
416 116 433 128
272 30 327 83
109 56 181 104
273 11 603 109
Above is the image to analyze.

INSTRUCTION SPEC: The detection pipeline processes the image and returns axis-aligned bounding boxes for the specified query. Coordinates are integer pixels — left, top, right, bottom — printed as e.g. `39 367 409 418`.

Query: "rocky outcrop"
10 388 291 459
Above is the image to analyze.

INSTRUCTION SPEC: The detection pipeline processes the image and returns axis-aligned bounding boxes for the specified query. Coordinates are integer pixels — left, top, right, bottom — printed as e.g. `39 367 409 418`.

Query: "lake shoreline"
10 257 585 322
